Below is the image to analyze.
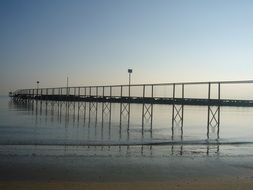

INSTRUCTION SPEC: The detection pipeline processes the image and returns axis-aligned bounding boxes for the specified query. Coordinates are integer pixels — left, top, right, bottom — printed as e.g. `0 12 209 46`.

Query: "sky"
1 0 253 95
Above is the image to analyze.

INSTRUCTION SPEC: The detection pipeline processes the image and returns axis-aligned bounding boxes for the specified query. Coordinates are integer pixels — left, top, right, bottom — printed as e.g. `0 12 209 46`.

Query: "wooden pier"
9 80 253 140
11 80 253 107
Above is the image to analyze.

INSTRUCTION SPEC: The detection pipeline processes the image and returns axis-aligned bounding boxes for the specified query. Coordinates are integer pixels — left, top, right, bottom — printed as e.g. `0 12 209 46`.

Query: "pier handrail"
11 79 253 104
12 79 253 92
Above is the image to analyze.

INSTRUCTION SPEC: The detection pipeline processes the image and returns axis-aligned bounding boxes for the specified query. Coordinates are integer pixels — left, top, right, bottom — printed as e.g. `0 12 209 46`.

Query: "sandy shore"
1 145 253 190
1 178 253 190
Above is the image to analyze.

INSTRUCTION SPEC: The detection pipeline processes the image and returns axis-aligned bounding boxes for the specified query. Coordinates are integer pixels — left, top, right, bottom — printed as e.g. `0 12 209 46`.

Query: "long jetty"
10 80 253 139
11 80 253 107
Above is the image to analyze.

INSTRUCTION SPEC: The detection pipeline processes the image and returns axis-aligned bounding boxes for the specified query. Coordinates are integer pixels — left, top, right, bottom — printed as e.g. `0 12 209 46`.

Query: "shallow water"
1 96 253 156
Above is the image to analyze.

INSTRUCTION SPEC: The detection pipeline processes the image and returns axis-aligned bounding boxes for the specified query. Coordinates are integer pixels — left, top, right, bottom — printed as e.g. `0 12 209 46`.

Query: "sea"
1 95 253 157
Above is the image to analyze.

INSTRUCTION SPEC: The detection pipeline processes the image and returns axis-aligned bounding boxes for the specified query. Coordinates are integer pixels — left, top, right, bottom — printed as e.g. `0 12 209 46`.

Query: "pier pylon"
207 82 221 140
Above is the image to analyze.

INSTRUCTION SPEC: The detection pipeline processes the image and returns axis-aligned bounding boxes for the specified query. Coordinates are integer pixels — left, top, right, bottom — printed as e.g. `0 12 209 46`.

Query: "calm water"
1 96 253 156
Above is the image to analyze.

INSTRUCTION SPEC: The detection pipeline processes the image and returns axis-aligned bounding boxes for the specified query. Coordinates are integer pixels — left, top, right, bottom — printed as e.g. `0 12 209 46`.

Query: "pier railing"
12 80 253 99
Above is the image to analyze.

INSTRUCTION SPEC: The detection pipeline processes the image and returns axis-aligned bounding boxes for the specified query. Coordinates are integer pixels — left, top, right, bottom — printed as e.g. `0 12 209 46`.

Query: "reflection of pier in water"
8 99 223 156
9 98 221 156
11 98 220 142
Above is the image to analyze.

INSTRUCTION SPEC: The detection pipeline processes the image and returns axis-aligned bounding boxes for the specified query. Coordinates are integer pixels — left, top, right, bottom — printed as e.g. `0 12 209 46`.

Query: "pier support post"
142 85 154 134
172 84 184 135
102 101 112 136
120 86 130 132
207 83 221 139
102 86 112 127
88 101 98 127
102 86 112 124
77 101 87 124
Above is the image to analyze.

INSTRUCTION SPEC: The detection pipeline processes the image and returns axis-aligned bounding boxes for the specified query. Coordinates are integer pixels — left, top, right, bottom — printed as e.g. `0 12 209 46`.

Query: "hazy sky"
1 0 253 95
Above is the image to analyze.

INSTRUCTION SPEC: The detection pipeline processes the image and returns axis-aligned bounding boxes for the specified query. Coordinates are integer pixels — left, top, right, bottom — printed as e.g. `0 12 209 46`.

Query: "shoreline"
1 144 253 189
1 151 253 180
1 178 253 190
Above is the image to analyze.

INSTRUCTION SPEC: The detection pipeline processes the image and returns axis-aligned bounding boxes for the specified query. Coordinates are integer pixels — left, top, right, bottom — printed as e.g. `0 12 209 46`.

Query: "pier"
10 80 253 139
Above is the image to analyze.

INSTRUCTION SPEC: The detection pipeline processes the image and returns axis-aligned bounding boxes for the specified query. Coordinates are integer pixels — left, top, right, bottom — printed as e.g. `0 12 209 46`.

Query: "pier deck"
11 94 253 107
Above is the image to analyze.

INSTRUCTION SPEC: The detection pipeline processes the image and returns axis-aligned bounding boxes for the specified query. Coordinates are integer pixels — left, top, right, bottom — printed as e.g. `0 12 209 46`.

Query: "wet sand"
1 145 253 190
1 178 253 190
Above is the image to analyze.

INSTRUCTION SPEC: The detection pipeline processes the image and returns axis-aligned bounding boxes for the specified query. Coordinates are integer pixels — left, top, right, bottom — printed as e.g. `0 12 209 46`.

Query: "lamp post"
67 76 69 96
128 69 132 97
36 81 39 96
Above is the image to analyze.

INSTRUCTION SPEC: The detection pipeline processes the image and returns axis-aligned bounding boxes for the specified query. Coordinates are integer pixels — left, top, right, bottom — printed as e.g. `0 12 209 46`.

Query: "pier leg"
171 84 184 141
83 102 86 125
207 83 221 140
120 102 130 131
141 85 154 134
142 103 153 133
102 102 112 140
207 106 220 139
50 101 55 122
88 101 98 127
172 104 184 128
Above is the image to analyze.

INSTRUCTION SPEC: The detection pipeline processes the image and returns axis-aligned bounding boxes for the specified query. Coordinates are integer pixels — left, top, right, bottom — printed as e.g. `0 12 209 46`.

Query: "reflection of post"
39 100 42 115
83 102 86 125
180 144 183 155
50 101 55 123
56 101 59 122
65 102 69 126
77 101 80 122
171 144 174 155
72 102 76 123
35 100 38 124
45 101 48 120
206 143 220 156
180 121 183 141
59 102 62 123
31 99 34 115
149 145 153 157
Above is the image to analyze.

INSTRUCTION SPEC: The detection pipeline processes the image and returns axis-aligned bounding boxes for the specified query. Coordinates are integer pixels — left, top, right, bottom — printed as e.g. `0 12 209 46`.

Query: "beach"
1 178 253 190
1 98 253 189
1 144 253 190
